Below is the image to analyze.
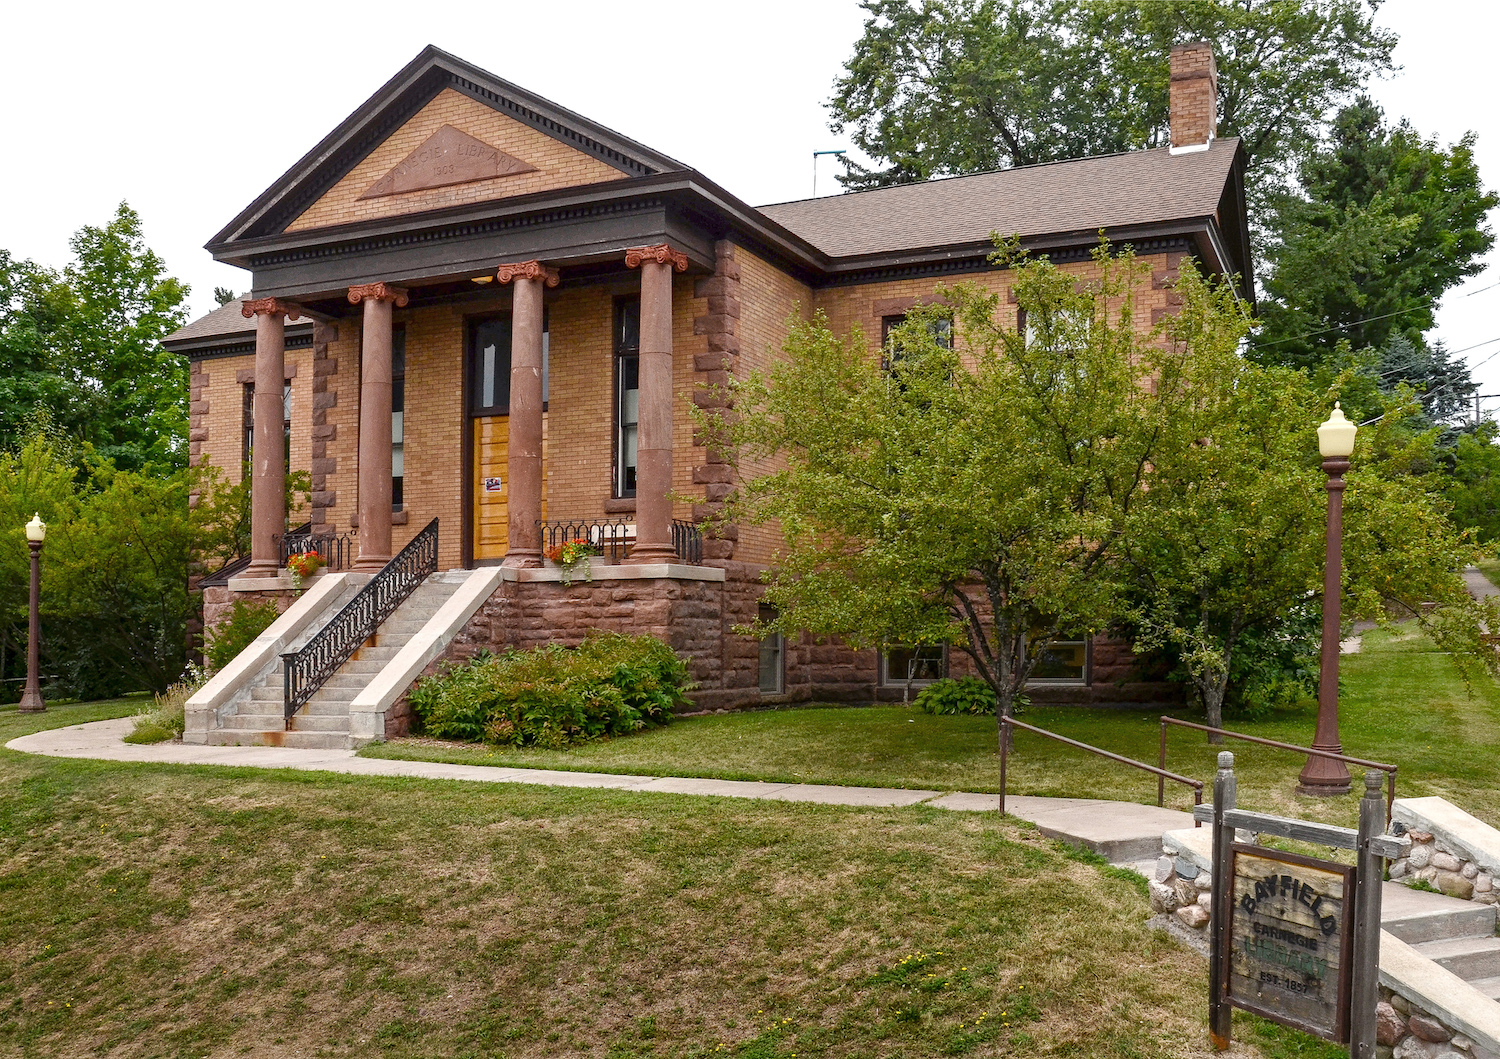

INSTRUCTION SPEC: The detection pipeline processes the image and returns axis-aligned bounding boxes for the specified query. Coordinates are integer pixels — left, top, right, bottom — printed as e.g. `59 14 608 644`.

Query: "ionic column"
624 244 688 563
348 282 409 570
496 260 559 567
241 297 301 578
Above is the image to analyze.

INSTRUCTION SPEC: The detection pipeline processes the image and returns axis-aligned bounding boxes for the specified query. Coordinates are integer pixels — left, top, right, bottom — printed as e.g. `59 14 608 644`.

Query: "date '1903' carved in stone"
360 125 537 200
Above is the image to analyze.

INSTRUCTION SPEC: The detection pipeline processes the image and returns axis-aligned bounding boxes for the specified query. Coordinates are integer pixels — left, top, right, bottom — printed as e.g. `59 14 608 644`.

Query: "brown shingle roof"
163 297 314 347
758 139 1239 258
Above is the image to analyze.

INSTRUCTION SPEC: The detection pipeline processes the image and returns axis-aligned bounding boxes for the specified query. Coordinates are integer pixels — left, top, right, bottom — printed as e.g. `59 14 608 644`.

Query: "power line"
1260 279 1497 348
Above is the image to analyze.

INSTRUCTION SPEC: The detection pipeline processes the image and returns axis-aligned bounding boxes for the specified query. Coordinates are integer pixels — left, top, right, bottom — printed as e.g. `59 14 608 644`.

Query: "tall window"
392 328 405 510
757 604 785 695
470 319 512 416
881 314 952 351
614 297 640 498
242 381 291 472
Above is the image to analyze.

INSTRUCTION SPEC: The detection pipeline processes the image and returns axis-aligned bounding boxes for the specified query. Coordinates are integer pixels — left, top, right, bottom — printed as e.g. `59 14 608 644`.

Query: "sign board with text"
1227 844 1354 1042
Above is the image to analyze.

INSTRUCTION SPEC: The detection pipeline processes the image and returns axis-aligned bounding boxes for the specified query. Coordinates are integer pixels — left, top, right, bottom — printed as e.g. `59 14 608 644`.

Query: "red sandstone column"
496 260 559 567
348 282 409 571
625 244 688 563
241 297 301 578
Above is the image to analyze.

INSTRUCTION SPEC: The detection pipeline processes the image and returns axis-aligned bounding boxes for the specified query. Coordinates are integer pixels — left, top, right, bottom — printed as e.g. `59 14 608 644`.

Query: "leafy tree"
1440 424 1500 544
1120 365 1492 736
1252 98 1497 372
213 286 238 306
711 245 1247 737
0 204 190 472
0 438 194 699
830 0 1396 204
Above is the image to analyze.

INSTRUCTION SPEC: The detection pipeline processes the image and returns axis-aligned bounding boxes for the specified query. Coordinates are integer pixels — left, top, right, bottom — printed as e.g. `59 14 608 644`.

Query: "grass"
0 700 1334 1058
365 624 1499 832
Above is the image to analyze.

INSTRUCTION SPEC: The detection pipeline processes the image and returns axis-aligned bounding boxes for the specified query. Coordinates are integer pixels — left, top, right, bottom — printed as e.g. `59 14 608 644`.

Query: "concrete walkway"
6 719 1194 861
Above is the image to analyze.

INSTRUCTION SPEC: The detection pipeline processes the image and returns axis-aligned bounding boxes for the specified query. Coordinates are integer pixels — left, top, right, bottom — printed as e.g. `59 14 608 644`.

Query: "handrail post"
1158 717 1168 808
1351 770 1385 1058
1194 783 1203 828
1387 769 1396 828
998 717 1009 817
1209 751 1236 1051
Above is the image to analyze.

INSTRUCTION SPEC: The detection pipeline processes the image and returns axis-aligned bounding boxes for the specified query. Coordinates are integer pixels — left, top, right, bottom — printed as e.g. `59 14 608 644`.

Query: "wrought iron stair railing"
281 518 438 722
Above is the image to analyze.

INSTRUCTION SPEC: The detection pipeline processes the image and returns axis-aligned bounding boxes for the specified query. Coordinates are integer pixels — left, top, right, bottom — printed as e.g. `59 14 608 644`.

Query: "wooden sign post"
1202 755 1401 1057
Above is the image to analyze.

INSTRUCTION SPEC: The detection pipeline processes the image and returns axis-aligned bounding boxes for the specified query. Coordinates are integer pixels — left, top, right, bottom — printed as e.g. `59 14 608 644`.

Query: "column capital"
347 282 410 307
625 244 689 272
240 297 302 320
495 260 560 287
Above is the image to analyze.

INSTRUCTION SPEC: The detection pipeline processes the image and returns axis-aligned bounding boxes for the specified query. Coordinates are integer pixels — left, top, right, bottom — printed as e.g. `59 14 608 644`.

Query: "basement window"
880 645 945 686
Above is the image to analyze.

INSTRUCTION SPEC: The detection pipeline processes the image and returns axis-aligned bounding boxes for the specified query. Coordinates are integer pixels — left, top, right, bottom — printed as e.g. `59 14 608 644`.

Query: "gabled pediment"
210 45 686 247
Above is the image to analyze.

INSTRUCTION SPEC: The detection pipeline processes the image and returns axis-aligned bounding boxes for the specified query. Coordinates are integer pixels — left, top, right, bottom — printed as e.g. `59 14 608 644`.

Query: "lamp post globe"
18 513 46 713
1299 405 1354 795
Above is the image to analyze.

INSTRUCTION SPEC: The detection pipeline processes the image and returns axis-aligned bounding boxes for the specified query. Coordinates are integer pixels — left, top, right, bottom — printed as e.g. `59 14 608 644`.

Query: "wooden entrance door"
468 317 511 562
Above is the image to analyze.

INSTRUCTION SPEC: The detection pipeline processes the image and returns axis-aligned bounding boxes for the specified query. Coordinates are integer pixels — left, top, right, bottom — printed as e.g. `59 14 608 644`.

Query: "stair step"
1412 935 1500 981
309 685 359 703
343 660 386 674
279 731 353 750
377 620 429 635
354 646 400 662
222 713 286 730
299 699 355 716
1468 975 1500 1000
321 673 373 689
288 714 351 733
249 686 282 701
1382 882 1498 943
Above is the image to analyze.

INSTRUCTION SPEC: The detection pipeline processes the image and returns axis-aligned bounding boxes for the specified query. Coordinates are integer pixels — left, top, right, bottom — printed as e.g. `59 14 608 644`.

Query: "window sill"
604 497 637 514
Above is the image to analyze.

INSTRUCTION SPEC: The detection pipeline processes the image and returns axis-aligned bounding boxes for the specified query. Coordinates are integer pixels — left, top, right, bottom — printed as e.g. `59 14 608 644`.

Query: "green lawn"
0 700 1329 1058
365 624 1497 830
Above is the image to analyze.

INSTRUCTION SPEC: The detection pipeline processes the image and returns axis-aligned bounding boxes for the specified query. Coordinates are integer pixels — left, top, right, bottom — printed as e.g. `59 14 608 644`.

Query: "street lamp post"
18 513 46 713
1298 405 1356 795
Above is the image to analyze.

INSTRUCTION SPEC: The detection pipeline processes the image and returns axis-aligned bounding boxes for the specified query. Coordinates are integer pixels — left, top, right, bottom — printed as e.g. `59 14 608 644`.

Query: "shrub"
409 633 693 748
205 598 280 673
914 677 998 716
125 668 205 744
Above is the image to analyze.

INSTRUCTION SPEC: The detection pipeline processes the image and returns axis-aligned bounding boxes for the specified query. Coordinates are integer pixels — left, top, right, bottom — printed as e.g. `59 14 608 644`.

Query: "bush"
205 598 280 673
914 677 998 716
125 668 205 744
409 633 693 748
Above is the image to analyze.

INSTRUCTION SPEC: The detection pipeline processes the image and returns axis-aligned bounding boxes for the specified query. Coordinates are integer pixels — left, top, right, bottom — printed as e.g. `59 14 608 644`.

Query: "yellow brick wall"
730 248 813 566
288 89 628 232
195 347 314 494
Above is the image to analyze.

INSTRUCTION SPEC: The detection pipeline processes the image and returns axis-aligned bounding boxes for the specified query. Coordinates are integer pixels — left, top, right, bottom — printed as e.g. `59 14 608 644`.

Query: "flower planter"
544 556 594 585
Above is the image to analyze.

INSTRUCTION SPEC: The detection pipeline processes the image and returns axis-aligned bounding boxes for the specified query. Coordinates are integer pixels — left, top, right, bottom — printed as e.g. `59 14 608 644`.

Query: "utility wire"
1260 278 1497 348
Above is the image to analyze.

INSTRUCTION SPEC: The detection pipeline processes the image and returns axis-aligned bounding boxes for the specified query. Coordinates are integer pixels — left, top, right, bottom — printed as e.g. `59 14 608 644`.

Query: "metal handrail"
1000 716 1204 824
1157 716 1397 824
281 519 438 722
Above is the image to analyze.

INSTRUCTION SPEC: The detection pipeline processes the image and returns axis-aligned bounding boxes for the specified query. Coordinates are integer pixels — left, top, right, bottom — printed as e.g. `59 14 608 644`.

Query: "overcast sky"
3 1 1497 402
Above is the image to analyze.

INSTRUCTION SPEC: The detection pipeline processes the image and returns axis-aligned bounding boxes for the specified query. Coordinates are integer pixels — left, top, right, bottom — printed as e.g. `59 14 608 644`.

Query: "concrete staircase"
208 572 467 750
1382 882 1500 997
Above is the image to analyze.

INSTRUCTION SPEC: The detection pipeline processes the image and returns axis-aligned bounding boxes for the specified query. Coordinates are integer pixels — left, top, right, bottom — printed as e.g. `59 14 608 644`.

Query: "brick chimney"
1168 41 1217 154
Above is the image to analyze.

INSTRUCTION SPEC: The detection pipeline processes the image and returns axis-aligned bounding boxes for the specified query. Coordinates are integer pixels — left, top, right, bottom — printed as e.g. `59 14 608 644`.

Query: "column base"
1297 753 1352 796
626 545 677 564
353 555 392 572
244 559 282 579
17 691 45 713
501 552 544 569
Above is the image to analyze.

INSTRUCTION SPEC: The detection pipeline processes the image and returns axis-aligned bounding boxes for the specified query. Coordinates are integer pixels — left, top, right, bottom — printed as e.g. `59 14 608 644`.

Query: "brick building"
171 42 1251 747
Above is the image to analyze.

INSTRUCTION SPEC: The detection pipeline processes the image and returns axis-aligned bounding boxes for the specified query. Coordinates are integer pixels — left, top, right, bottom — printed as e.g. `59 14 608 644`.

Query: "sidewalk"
7 718 1195 862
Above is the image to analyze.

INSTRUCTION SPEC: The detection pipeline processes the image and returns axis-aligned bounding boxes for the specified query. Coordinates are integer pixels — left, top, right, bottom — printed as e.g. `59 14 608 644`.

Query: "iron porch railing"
537 518 704 565
280 518 438 721
277 526 356 572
